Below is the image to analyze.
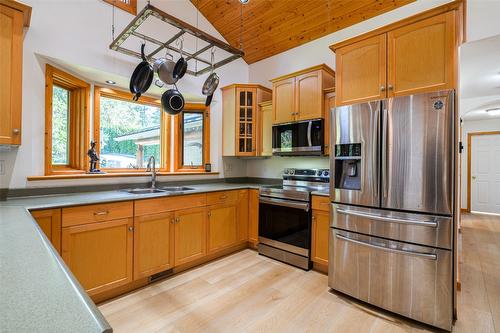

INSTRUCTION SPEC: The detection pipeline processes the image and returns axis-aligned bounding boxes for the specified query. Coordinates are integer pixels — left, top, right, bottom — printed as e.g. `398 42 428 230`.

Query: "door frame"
466 131 500 213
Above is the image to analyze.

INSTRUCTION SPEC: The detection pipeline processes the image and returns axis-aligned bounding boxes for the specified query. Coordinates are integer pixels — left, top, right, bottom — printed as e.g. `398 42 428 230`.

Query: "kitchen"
1 0 500 332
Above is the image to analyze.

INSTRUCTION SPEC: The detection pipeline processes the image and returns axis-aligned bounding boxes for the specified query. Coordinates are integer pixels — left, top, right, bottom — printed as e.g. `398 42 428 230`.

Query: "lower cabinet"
133 212 174 279
248 189 259 245
173 207 207 266
311 210 330 266
61 218 133 296
31 208 62 253
207 203 238 253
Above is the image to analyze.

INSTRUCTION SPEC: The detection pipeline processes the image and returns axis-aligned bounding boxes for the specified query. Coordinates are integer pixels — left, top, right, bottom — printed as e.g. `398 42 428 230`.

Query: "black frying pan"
129 44 154 101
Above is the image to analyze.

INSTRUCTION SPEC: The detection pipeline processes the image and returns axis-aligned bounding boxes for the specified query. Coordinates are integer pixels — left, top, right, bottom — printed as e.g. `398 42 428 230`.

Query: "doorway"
468 131 500 214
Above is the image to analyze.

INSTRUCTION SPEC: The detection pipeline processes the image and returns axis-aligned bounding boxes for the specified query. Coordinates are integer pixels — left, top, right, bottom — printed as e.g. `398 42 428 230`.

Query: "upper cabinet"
271 65 335 124
332 6 460 106
0 1 30 145
222 84 272 157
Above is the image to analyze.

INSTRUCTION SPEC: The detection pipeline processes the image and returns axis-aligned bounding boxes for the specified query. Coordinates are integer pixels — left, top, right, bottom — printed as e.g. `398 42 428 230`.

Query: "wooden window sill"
27 171 219 181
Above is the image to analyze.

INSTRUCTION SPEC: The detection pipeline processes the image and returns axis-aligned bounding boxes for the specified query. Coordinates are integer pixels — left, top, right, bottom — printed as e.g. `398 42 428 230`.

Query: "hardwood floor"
99 213 500 332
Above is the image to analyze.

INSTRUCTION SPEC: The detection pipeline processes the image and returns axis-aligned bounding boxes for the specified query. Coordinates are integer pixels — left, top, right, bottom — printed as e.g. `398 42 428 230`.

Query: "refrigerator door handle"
335 233 437 260
336 208 438 228
381 100 388 201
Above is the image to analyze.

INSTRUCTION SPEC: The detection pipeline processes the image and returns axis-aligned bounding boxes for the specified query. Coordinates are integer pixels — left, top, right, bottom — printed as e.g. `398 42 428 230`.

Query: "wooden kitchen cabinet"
323 88 335 155
222 84 272 157
133 212 174 279
61 217 134 296
257 101 273 156
173 206 207 266
31 208 62 253
332 8 459 106
0 2 30 145
207 203 238 253
271 65 335 124
237 189 249 242
311 195 330 269
248 189 259 247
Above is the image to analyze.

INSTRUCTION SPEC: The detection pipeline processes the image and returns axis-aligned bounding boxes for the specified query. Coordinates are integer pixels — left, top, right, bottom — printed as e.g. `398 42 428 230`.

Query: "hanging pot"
129 44 154 101
154 52 177 85
173 38 188 80
161 85 185 115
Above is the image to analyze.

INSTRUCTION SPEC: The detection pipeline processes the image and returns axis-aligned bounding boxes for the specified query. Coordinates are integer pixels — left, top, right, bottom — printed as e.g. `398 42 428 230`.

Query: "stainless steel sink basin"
161 186 195 192
124 188 167 194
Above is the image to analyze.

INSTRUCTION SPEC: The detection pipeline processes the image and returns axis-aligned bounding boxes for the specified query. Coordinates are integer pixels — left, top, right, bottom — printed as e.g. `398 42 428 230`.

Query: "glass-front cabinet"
222 84 272 157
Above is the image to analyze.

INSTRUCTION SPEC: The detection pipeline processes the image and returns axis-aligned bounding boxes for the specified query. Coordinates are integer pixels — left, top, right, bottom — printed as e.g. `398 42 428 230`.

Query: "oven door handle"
336 208 438 228
259 197 310 212
335 233 437 260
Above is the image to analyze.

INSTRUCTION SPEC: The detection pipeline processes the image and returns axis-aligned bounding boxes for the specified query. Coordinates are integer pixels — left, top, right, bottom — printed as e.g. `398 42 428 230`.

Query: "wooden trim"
0 0 32 27
270 64 335 83
258 100 272 107
102 0 137 15
173 103 210 172
460 208 468 213
220 84 271 93
323 87 336 94
329 0 463 51
27 171 219 181
466 131 500 213
45 65 90 175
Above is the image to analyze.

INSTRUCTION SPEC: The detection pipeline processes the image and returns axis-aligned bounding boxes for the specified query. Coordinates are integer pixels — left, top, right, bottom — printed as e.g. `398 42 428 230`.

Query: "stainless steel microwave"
272 119 324 156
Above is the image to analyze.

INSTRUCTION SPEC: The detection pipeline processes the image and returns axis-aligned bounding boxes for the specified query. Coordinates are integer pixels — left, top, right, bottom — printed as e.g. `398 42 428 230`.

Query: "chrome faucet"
146 156 157 189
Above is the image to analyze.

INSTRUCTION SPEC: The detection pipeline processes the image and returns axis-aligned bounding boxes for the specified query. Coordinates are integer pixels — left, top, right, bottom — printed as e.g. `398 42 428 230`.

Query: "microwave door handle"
336 208 438 227
335 233 437 260
260 197 310 212
307 121 312 147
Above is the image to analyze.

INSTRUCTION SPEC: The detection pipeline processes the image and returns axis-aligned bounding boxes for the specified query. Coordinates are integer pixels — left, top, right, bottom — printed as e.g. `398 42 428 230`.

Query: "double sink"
124 186 195 195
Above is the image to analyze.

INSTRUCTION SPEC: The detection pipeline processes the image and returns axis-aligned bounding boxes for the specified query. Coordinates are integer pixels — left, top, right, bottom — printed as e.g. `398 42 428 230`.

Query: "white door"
471 134 500 214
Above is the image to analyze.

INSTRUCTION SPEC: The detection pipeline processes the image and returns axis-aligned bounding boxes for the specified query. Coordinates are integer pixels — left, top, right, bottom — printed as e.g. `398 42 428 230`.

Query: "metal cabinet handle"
336 208 438 228
388 84 394 90
176 217 180 223
12 128 20 134
335 233 437 260
380 86 386 92
259 196 309 211
94 210 109 216
219 195 228 200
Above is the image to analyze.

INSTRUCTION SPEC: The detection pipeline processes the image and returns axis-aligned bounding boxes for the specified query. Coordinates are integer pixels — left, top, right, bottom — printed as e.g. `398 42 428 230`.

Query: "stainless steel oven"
272 119 324 156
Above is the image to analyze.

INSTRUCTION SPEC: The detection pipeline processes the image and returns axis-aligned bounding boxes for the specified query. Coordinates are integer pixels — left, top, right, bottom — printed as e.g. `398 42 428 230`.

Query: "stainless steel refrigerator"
329 89 455 330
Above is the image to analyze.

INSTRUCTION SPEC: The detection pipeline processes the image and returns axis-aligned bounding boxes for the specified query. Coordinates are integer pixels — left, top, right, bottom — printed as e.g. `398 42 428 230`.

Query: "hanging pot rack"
109 3 244 77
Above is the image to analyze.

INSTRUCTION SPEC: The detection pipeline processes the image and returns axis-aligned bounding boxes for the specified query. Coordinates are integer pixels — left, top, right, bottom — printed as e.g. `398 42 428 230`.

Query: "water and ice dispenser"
334 143 361 191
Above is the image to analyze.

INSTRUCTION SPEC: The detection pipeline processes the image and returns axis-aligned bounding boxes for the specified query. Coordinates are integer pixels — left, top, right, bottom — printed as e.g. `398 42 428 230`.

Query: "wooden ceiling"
192 0 416 64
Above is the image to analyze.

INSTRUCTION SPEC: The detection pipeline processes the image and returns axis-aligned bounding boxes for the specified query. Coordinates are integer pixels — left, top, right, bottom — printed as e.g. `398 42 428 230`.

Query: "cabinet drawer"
62 201 133 227
312 195 330 212
135 193 207 216
207 190 238 206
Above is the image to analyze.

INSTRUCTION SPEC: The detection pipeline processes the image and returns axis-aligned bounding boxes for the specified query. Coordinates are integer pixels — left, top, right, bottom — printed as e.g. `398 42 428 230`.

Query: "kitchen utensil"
173 38 188 80
161 84 185 115
129 43 154 101
202 48 219 106
155 51 177 85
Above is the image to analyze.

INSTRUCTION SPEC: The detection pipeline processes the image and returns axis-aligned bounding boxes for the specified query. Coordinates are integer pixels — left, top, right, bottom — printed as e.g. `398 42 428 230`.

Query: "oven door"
259 196 311 256
272 119 323 155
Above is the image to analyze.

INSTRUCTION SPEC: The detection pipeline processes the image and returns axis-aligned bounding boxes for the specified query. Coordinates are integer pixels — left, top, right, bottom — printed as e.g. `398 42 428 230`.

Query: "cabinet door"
134 212 174 279
31 209 62 253
236 88 257 156
296 70 323 121
207 204 238 253
335 34 387 106
0 5 23 145
387 11 456 97
259 103 273 156
311 210 329 266
324 92 335 156
237 189 249 242
61 218 133 296
174 207 207 266
272 77 295 124
248 189 259 245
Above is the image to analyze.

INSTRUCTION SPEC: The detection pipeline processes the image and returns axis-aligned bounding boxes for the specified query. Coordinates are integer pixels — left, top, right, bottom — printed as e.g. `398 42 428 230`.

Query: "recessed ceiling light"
239 0 249 4
486 107 500 116
105 80 116 85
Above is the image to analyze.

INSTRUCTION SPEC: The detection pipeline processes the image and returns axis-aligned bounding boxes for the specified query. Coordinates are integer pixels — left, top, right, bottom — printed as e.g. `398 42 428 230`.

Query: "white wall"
460 118 500 209
0 0 249 189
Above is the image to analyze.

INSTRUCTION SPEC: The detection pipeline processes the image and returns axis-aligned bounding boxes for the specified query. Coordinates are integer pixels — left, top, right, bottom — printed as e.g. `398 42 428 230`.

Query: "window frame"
44 65 90 175
93 87 170 173
173 103 211 172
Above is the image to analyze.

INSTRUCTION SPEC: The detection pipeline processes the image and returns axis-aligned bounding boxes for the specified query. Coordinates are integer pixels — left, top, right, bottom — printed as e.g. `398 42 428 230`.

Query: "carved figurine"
87 140 101 173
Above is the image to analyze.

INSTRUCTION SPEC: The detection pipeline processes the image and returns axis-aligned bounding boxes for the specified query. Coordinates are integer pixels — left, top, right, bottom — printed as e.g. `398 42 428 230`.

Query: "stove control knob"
284 169 289 175
323 170 330 177
316 170 322 176
289 169 295 175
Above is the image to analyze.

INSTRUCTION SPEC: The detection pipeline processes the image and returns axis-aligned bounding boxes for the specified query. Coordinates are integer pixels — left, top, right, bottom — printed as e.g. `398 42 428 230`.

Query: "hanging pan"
129 43 154 101
173 37 188 80
202 48 219 106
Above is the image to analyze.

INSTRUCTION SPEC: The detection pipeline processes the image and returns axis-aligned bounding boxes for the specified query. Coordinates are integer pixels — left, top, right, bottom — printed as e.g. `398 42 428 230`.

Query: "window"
174 104 210 172
103 0 137 15
93 87 169 171
45 65 90 175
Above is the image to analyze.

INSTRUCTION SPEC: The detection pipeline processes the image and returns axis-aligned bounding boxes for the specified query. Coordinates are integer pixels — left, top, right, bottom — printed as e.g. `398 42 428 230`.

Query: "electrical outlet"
0 160 5 175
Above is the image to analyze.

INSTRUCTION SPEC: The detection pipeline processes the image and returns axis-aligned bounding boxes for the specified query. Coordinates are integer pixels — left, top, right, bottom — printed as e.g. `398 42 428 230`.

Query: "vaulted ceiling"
192 0 416 64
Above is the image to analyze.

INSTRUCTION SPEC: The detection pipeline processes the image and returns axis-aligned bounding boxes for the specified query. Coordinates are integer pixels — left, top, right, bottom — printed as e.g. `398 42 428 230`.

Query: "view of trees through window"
99 97 160 169
52 85 70 165
182 112 203 167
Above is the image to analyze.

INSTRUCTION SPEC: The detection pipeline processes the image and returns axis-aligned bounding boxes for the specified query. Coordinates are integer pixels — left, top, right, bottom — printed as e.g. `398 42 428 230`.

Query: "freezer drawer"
329 229 452 331
332 204 452 249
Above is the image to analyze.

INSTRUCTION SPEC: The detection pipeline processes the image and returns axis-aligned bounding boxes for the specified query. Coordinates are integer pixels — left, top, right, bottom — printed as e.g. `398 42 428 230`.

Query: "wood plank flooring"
99 213 500 333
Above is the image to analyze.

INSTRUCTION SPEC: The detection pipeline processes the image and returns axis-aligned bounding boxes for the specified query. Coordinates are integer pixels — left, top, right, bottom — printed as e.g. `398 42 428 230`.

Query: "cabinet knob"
208 211 212 217
388 84 394 90
128 226 134 232
12 128 20 134
380 86 386 92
